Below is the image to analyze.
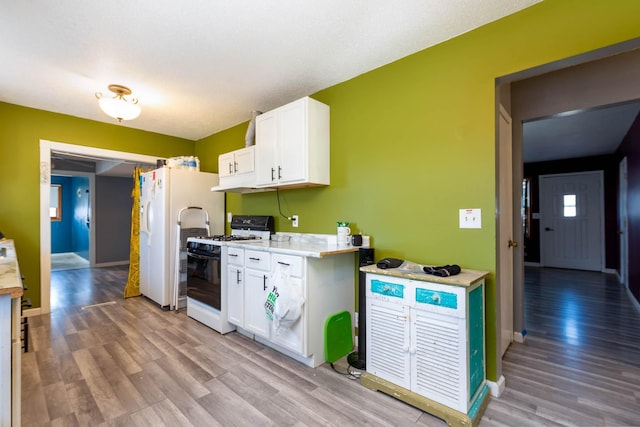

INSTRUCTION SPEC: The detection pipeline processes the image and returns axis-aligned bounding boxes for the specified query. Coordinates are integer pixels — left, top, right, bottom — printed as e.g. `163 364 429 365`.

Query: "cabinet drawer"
366 275 412 304
414 283 465 317
271 253 303 277
245 250 270 270
227 247 244 266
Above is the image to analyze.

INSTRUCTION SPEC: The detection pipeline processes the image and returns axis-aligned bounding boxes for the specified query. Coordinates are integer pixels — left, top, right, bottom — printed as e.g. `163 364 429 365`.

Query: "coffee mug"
337 226 351 245
351 234 363 246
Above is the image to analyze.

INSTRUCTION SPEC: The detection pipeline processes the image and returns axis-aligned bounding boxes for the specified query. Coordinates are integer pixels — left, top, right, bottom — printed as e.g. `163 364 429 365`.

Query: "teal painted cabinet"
365 270 487 415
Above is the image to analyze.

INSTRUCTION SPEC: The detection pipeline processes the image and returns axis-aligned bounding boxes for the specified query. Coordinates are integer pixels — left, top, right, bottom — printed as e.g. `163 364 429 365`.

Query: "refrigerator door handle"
141 200 152 242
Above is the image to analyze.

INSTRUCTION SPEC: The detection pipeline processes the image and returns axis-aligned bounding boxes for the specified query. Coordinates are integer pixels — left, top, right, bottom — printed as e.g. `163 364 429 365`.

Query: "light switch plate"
460 208 481 229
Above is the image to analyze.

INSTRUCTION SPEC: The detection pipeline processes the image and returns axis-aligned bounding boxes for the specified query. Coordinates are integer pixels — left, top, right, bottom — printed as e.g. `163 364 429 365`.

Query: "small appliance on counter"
185 215 274 334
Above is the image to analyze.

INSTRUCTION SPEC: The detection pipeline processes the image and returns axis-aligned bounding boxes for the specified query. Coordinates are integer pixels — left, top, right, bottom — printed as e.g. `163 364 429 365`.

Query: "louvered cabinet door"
411 309 467 413
366 298 411 389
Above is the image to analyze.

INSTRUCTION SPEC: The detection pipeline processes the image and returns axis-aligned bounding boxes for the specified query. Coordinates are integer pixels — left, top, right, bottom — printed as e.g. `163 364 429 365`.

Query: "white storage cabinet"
366 273 486 414
255 96 330 188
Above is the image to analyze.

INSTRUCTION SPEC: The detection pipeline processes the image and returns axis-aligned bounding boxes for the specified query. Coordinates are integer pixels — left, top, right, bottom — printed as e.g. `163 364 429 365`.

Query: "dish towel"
423 264 461 277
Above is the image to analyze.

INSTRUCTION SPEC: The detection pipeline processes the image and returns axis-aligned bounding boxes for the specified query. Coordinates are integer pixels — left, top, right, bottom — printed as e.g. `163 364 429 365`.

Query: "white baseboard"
487 375 506 397
603 268 616 275
94 260 129 267
524 261 541 267
23 307 42 318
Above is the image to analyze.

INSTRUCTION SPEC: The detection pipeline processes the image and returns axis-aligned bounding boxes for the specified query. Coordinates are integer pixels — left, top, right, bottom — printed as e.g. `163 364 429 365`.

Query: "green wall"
0 103 194 307
194 0 640 381
1 0 639 383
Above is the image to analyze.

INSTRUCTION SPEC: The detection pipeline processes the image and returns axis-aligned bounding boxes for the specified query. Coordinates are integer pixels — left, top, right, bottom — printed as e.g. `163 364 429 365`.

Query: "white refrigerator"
139 167 224 309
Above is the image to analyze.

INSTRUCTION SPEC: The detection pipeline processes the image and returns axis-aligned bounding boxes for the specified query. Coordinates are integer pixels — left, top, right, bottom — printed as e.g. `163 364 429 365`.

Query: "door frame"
497 105 514 359
495 38 640 398
619 157 629 287
38 140 159 315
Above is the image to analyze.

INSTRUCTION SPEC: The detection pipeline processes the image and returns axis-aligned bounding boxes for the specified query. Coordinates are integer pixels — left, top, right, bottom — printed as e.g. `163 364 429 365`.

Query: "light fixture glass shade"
98 96 141 121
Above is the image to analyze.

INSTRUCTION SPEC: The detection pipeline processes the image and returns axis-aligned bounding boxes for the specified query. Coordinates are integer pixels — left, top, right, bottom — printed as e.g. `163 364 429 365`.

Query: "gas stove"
187 215 274 246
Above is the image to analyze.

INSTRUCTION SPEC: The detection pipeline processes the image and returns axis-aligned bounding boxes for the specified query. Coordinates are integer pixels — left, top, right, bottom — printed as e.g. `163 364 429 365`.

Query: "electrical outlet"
227 212 232 222
459 208 481 229
292 215 299 227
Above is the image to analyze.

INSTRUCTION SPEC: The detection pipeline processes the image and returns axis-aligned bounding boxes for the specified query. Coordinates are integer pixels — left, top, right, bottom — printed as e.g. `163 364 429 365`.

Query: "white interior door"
540 172 604 271
498 105 514 357
619 157 629 287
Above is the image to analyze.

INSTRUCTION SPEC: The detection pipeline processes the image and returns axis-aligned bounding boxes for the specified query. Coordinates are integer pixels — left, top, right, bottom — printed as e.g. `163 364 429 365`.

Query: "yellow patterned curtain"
124 167 142 298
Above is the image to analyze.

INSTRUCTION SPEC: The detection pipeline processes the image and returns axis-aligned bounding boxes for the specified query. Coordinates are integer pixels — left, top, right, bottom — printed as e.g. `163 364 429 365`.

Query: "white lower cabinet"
365 272 486 415
269 253 305 354
226 247 244 327
244 249 271 338
226 245 355 367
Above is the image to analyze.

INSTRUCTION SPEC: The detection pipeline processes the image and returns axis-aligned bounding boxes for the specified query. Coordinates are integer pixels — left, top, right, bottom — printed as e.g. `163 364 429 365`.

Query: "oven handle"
187 252 217 260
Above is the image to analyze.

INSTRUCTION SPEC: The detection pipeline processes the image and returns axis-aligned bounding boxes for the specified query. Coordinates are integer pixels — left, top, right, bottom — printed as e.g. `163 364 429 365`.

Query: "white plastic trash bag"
264 264 304 334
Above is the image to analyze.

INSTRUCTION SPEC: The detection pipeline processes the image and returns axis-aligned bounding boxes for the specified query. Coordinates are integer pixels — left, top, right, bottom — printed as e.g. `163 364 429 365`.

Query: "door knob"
508 240 518 248
544 227 554 231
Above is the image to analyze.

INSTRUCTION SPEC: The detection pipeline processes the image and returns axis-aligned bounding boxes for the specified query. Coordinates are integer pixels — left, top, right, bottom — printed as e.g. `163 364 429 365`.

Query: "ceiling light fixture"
95 84 141 122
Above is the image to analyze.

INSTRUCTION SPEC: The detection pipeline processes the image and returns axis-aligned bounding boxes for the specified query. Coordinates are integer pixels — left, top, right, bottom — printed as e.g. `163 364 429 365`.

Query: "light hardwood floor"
21 266 640 426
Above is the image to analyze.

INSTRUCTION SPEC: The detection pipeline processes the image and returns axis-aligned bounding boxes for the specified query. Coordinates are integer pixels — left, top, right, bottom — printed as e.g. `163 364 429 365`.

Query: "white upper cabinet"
218 146 255 178
215 146 258 192
255 96 330 189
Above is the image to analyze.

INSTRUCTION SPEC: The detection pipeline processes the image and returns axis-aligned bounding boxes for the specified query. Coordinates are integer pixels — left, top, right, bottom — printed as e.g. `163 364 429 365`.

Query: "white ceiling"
523 102 640 163
0 0 540 141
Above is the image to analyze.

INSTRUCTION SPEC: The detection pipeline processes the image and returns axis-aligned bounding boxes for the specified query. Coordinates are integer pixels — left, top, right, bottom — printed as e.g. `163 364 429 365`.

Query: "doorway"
39 140 159 314
495 41 640 392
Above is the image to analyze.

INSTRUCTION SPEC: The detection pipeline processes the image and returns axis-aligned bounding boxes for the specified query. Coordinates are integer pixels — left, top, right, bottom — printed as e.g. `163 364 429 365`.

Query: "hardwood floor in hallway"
21 266 640 426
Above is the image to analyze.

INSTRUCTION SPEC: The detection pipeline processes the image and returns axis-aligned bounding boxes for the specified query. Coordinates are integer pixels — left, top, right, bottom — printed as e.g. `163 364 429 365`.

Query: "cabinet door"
234 146 255 175
226 265 244 327
244 268 271 338
270 275 305 355
255 110 278 186
366 298 411 390
218 152 235 178
411 309 466 413
277 99 307 185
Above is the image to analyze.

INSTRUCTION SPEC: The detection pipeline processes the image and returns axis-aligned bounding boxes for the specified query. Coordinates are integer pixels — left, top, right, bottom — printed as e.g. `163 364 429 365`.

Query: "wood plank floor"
21 266 640 426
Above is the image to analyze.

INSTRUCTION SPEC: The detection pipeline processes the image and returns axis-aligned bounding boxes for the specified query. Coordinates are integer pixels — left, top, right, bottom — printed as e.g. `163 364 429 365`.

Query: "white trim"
95 261 129 268
40 140 163 314
22 307 43 318
486 375 506 397
603 268 617 275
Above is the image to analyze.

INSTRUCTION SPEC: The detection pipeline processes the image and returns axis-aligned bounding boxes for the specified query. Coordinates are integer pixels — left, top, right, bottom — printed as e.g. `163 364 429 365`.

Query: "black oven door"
186 249 221 310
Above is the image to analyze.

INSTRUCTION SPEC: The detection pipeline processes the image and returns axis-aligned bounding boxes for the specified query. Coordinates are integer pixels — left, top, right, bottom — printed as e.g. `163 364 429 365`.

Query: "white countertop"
228 232 361 258
0 239 23 298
